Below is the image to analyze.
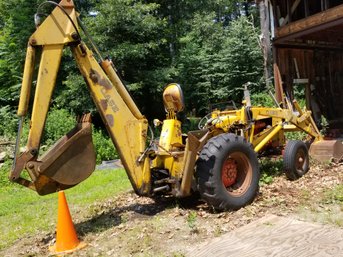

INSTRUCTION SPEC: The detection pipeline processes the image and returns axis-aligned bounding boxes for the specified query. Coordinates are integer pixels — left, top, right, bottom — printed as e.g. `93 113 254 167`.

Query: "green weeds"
186 211 198 233
298 185 343 227
259 158 283 185
322 185 343 205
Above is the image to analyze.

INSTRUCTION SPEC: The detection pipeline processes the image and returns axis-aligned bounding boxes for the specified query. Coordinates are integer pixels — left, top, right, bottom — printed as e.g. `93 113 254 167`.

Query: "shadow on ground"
75 193 204 237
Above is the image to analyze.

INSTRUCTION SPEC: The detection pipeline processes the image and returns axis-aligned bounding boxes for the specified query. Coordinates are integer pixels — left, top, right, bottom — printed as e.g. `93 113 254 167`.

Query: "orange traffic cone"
49 191 87 254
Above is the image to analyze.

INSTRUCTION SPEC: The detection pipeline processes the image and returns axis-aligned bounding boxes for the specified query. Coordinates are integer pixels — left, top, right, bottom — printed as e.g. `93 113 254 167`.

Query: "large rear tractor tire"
283 140 309 180
195 134 260 211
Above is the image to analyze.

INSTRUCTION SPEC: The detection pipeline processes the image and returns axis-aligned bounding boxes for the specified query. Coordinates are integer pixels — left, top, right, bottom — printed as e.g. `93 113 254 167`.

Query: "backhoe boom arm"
10 0 151 195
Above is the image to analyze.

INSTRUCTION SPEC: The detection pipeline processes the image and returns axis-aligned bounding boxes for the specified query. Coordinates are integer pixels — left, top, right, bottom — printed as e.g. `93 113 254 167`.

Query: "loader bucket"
29 119 96 195
309 139 343 163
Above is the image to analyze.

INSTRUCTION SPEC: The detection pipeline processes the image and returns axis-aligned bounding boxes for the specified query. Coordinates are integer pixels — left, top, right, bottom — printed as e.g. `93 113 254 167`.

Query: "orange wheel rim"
221 158 237 187
222 152 253 197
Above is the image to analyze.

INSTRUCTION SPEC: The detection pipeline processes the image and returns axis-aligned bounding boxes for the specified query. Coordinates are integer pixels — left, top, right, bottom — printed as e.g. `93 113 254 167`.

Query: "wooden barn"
257 0 343 161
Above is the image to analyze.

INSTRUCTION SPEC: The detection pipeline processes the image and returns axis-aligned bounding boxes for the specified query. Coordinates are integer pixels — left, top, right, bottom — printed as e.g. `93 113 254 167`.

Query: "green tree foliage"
0 0 43 106
84 0 171 117
149 0 253 66
177 15 263 114
42 108 76 146
54 70 96 114
0 0 264 162
0 105 17 138
93 129 118 163
42 108 118 163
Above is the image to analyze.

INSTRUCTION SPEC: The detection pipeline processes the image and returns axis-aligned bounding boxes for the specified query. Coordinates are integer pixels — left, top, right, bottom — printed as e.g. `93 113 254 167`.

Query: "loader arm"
10 0 151 195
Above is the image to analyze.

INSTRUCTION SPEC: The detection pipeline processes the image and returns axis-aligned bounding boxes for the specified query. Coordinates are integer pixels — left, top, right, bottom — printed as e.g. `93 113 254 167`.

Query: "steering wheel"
198 113 212 129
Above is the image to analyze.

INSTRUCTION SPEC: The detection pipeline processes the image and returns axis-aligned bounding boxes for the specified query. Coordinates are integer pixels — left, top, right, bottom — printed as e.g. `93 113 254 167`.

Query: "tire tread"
196 133 259 211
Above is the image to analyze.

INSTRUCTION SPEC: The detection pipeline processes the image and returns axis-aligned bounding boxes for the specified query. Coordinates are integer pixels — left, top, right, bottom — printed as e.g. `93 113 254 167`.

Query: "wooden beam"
286 0 291 24
281 0 302 26
274 63 284 105
273 41 343 51
275 4 343 42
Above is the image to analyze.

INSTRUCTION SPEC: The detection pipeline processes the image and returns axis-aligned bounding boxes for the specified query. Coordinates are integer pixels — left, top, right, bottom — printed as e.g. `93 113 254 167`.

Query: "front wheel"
283 140 309 180
195 134 260 211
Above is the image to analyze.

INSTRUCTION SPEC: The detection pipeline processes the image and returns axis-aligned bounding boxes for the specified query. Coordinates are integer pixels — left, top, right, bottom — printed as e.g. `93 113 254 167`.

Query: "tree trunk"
259 0 272 88
244 2 249 16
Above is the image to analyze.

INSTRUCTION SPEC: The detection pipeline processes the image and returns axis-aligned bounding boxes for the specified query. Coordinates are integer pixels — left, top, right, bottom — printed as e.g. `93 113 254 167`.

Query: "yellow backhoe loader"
9 0 325 211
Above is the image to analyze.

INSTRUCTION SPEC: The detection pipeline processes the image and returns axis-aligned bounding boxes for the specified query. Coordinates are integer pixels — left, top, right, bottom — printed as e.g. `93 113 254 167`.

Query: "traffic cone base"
49 191 87 254
49 241 87 255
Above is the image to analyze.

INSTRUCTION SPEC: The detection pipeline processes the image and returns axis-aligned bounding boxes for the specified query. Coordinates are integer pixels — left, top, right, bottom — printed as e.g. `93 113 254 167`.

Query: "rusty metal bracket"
9 150 36 181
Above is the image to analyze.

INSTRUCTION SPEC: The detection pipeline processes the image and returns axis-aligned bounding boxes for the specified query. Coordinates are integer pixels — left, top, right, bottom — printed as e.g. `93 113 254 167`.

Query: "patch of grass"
322 184 343 204
0 168 131 250
299 189 312 204
298 185 343 227
263 196 286 208
186 211 198 233
298 205 343 227
260 172 274 185
259 158 283 185
0 160 12 187
114 222 155 255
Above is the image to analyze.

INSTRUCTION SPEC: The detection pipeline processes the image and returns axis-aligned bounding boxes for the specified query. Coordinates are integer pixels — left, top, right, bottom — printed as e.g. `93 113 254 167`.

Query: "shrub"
0 105 119 167
0 160 12 187
44 108 119 163
92 129 118 164
0 105 17 139
251 92 275 107
42 108 76 146
9 107 118 164
284 131 307 141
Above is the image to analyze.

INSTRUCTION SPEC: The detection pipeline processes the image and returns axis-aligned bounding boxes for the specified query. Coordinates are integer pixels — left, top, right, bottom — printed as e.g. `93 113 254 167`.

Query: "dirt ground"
1 161 342 257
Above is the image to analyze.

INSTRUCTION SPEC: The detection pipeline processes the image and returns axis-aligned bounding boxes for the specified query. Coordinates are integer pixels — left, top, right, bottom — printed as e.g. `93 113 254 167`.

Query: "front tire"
283 140 309 180
195 134 260 211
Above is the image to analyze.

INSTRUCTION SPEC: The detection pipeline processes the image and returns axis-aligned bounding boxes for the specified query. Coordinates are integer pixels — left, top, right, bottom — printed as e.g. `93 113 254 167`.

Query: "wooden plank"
304 0 309 17
274 41 343 50
286 0 291 24
304 50 312 110
281 0 302 26
293 58 300 78
293 78 309 83
276 4 343 41
188 215 343 257
273 60 285 106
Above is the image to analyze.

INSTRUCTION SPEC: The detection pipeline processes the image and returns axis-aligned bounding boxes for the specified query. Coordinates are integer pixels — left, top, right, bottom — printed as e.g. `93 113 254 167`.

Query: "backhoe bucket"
27 118 96 195
309 139 343 163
